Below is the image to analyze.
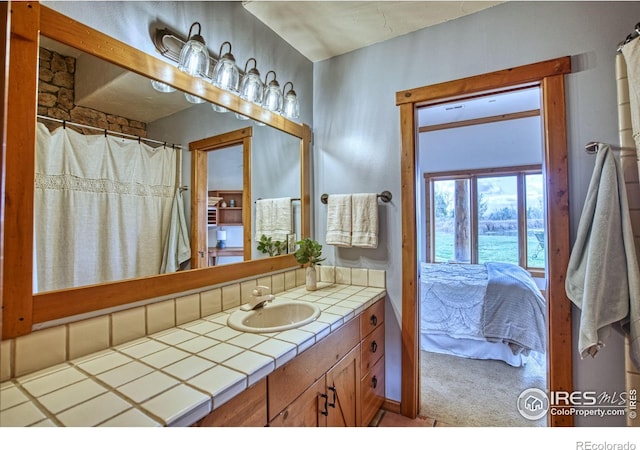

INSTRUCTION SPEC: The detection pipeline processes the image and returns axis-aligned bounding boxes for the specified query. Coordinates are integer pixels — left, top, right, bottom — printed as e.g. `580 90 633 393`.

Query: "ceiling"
242 1 504 62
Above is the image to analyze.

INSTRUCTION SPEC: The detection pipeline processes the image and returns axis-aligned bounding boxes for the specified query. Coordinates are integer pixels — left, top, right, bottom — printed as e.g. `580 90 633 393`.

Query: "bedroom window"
426 165 545 270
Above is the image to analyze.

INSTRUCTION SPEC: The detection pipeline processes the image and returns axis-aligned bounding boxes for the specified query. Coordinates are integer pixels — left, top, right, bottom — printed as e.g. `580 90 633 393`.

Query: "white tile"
368 269 386 288
57 392 131 427
226 333 268 349
141 384 211 427
67 315 110 360
117 339 169 359
271 273 285 294
180 320 222 335
206 326 242 342
335 267 351 284
252 339 297 368
175 336 219 354
111 307 146 346
0 402 46 427
222 351 274 386
207 313 231 327
74 350 133 375
315 297 342 306
140 347 190 369
187 365 247 409
275 329 316 353
96 361 154 388
117 371 180 404
317 312 344 330
200 288 222 317
0 383 28 411
175 293 200 325
30 419 57 427
299 321 331 342
325 305 354 321
14 326 67 377
0 339 12 382
221 283 241 310
146 299 176 335
151 328 199 346
19 365 86 397
162 356 214 381
199 343 244 364
38 378 107 414
99 408 162 427
335 300 362 310
351 268 368 286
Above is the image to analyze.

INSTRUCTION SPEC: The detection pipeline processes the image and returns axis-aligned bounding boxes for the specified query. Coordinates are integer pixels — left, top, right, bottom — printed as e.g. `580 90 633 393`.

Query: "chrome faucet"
240 285 275 311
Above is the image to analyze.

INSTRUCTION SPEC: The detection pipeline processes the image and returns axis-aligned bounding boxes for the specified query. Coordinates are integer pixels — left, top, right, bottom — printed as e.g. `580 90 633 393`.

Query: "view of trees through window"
430 170 545 269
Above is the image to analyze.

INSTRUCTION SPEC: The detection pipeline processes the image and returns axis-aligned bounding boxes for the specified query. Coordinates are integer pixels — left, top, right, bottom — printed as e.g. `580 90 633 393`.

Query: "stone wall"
37 47 147 138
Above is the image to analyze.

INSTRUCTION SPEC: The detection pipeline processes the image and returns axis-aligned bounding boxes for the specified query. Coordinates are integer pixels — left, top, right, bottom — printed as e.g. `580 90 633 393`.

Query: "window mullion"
471 176 478 264
517 172 527 267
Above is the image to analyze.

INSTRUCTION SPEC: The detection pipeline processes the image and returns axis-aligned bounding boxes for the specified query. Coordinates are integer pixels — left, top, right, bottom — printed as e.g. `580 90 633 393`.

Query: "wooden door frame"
396 57 574 427
189 127 253 268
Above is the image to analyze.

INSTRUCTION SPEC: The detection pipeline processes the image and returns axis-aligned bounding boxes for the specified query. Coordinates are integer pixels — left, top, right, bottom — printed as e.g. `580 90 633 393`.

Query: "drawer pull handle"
371 341 378 353
328 385 337 408
370 314 378 326
372 375 378 389
320 393 329 416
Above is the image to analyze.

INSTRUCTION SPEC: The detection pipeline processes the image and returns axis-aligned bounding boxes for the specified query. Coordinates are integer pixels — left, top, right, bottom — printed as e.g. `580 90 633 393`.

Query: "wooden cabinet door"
269 377 327 427
325 344 361 427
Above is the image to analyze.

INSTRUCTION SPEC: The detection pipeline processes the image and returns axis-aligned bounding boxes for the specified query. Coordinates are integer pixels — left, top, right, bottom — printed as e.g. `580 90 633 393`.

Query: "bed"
420 261 546 367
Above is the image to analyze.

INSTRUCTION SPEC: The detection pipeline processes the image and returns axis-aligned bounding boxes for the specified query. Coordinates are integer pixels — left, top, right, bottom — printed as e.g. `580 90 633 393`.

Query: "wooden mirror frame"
2 3 311 338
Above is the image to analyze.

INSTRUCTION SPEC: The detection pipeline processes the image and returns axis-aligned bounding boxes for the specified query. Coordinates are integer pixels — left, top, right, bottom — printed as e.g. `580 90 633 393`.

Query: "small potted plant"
257 234 287 257
294 238 325 291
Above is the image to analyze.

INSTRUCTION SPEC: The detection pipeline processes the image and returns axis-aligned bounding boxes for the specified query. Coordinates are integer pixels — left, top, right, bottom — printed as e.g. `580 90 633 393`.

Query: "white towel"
160 189 191 273
352 193 378 248
272 197 292 242
255 198 292 243
255 198 273 242
565 144 640 368
326 194 352 247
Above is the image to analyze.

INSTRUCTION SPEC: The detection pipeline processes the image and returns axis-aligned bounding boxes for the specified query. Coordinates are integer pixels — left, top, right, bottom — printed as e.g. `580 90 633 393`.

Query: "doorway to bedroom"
417 86 548 426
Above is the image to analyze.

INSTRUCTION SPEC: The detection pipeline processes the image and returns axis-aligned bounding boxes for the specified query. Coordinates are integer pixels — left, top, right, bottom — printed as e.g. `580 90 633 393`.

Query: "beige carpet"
420 350 547 427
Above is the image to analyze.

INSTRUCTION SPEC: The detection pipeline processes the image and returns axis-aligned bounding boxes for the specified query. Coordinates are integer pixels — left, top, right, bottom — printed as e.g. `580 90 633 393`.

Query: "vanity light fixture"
212 41 240 92
281 81 299 120
152 26 302 122
177 22 210 78
262 70 283 113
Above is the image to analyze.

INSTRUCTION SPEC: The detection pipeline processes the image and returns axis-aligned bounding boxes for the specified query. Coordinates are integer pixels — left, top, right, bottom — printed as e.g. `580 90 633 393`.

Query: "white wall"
313 1 639 426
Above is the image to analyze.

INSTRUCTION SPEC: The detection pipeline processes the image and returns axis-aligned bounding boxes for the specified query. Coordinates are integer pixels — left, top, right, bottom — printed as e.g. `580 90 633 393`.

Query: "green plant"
257 234 287 257
294 238 325 267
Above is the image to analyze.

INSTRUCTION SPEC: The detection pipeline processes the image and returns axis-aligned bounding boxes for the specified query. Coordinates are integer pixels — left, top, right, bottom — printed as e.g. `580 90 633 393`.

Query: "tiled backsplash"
0 266 386 382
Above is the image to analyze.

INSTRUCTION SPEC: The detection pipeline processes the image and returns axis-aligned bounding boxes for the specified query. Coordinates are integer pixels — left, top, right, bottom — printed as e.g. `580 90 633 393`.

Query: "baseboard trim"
382 398 401 414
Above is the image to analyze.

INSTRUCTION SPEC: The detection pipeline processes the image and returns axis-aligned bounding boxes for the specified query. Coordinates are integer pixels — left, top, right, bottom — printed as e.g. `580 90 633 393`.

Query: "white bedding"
420 262 546 367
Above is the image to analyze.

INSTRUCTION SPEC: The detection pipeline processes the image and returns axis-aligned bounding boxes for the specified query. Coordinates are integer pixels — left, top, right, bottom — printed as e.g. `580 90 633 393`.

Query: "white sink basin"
227 300 321 333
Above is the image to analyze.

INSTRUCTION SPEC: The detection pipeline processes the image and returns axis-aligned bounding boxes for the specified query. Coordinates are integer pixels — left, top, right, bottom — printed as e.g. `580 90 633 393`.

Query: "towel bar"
320 191 392 204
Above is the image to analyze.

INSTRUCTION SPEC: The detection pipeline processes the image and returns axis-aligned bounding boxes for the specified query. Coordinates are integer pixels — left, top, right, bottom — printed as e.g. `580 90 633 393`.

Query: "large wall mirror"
3 4 310 338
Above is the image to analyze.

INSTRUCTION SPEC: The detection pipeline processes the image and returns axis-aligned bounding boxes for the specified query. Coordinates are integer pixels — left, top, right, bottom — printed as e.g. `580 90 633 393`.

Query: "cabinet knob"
370 341 378 353
370 314 378 326
372 376 378 389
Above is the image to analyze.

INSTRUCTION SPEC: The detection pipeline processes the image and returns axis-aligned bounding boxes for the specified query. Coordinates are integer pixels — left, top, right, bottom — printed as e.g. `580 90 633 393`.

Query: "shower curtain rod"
36 115 183 149
617 21 640 53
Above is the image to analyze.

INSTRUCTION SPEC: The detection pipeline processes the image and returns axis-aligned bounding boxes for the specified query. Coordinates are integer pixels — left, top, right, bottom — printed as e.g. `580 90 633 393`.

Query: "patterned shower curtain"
34 123 178 292
619 38 640 427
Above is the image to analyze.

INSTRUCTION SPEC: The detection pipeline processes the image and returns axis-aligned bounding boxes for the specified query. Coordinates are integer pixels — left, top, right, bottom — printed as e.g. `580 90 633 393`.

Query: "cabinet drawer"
195 378 267 427
361 324 384 374
267 317 360 421
269 377 327 427
360 298 384 338
361 357 385 426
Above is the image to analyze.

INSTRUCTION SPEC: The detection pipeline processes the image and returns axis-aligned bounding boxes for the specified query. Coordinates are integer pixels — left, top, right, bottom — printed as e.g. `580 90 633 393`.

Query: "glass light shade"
234 113 249 120
239 69 264 104
184 93 205 104
178 38 210 78
150 80 176 93
263 80 283 113
211 103 228 113
282 88 299 120
212 55 239 92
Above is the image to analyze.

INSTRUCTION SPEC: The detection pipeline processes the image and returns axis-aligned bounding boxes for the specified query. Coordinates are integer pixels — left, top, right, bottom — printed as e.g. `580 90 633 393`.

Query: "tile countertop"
0 283 386 427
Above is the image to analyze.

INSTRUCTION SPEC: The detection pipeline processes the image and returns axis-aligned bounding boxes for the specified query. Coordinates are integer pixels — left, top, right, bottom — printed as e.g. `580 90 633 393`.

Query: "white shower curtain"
35 123 179 292
619 38 640 427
